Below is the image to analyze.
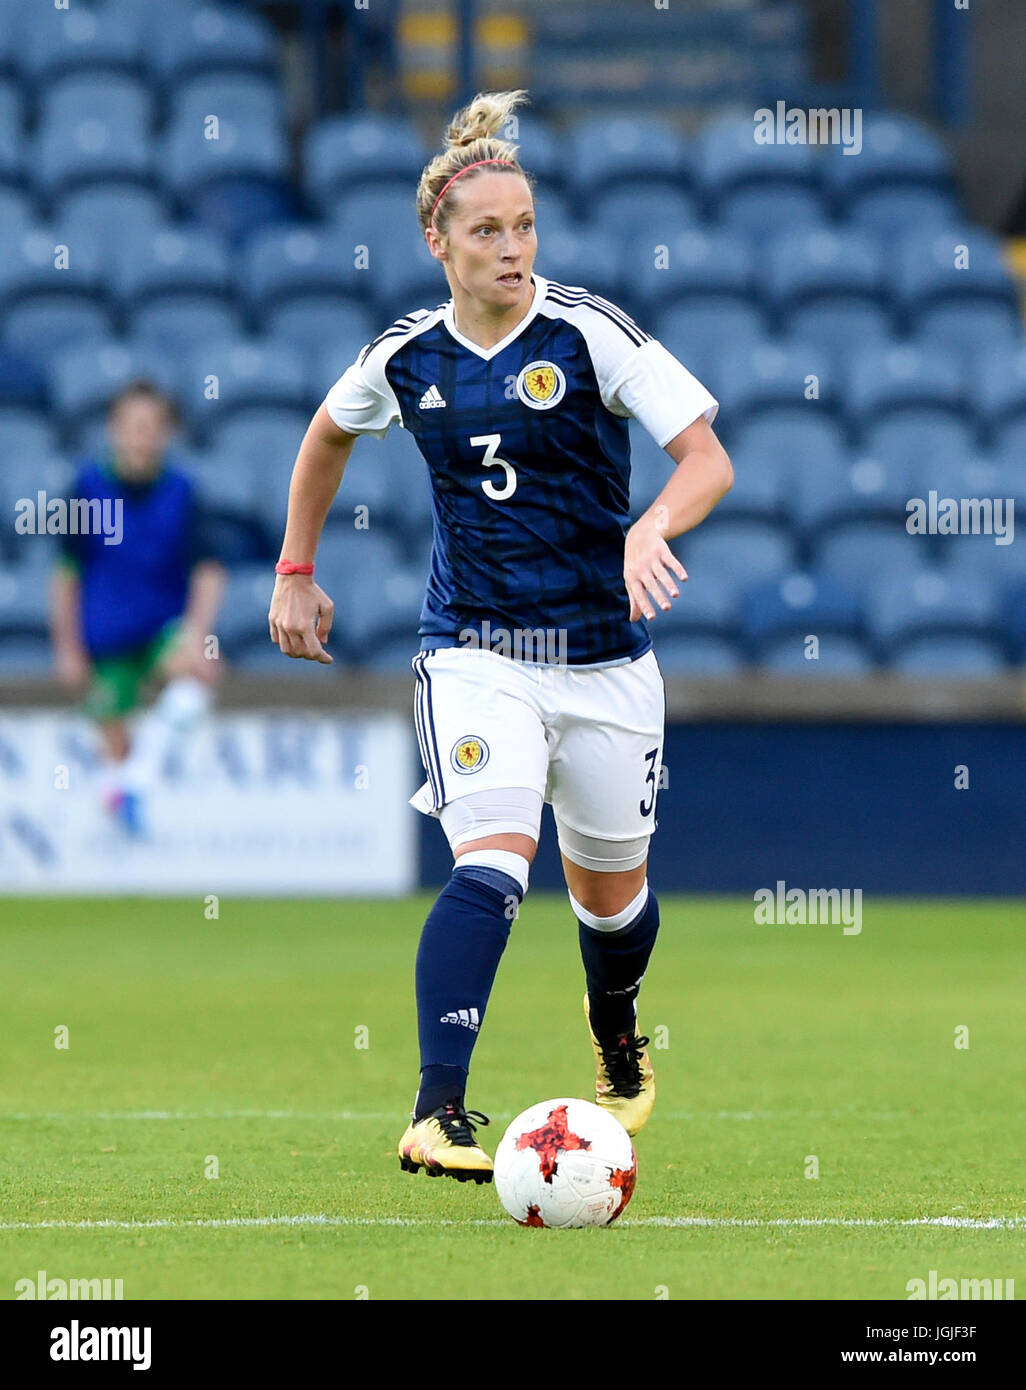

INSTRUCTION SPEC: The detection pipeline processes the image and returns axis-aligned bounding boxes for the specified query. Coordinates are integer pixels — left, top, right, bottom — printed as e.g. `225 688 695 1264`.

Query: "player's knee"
557 824 650 917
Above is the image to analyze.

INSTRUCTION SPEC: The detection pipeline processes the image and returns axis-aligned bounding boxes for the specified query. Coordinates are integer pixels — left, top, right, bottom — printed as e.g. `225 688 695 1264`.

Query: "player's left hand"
624 508 687 622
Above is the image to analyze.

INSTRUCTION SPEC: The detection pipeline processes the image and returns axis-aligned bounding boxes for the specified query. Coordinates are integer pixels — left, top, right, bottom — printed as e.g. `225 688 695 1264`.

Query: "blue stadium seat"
233 634 339 676
786 301 895 351
32 114 152 200
588 185 699 243
0 410 59 468
719 186 826 235
704 449 788 526
0 189 34 243
53 185 168 252
358 632 422 675
793 456 919 541
183 454 266 565
739 572 861 653
650 633 744 676
163 117 289 200
0 76 23 189
20 2 144 84
821 113 952 206
507 117 562 191
129 298 246 353
622 226 753 317
758 634 876 676
716 339 840 431
972 344 1026 440
695 113 819 217
149 4 278 85
862 415 978 471
339 561 425 655
0 227 105 319
213 565 277 656
182 448 259 517
115 225 232 315
566 115 692 203
891 634 1007 675
890 226 1017 327
655 302 768 376
327 183 422 241
765 226 886 325
938 523 1026 588
1003 579 1026 660
40 73 153 133
304 115 429 212
243 225 373 314
865 568 999 654
912 302 1023 357
994 417 1026 463
187 177 297 247
0 351 48 410
644 562 740 641
375 430 435 540
844 343 965 432
48 338 181 433
2 298 114 360
534 229 624 305
183 338 309 438
812 520 924 586
0 558 57 636
208 408 307 486
169 72 285 135
678 519 794 585
729 415 848 475
0 632 53 675
265 300 377 367
848 185 961 236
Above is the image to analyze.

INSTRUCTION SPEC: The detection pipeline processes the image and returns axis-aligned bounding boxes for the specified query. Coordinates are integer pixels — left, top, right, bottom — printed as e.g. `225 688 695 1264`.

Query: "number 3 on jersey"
471 433 517 501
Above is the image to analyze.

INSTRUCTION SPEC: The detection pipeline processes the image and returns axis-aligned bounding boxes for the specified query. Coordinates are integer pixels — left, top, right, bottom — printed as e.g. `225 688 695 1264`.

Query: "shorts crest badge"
451 735 489 774
516 360 566 410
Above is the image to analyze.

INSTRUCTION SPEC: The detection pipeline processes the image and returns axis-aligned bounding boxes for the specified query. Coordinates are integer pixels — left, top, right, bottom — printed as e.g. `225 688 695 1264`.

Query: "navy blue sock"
413 866 522 1119
578 888 660 1040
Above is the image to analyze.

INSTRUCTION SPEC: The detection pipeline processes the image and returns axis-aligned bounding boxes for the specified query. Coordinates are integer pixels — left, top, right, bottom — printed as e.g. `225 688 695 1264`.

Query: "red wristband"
275 560 315 576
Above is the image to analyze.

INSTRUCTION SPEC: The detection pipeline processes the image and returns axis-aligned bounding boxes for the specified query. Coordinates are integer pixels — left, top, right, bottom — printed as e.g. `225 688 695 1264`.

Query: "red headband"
430 158 517 228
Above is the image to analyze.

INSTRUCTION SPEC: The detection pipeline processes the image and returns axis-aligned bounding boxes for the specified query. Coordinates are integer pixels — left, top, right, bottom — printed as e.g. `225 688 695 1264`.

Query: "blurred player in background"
50 380 225 836
268 91 733 1183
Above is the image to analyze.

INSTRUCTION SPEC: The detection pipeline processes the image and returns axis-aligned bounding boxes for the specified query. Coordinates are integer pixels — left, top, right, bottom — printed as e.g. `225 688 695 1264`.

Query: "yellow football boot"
584 993 655 1137
397 1100 493 1183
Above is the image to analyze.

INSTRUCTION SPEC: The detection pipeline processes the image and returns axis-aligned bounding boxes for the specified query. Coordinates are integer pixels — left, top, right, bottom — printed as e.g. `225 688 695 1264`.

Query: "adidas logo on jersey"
419 384 447 409
440 1007 480 1031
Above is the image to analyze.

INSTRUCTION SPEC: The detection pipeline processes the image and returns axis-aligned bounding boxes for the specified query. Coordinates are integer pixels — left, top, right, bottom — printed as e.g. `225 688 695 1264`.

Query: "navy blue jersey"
325 273 718 665
60 456 215 658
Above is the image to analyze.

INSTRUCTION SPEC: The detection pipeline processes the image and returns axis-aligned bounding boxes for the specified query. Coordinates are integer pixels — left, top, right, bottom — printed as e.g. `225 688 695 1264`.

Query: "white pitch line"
0 1214 1023 1233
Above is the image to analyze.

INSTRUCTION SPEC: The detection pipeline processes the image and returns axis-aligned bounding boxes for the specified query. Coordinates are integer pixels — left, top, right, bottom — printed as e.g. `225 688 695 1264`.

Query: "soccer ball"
494 1097 637 1228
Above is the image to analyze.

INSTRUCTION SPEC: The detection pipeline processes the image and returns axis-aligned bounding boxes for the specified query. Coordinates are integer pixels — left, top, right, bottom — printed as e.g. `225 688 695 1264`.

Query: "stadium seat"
115 226 232 311
716 339 840 432
53 185 168 253
812 520 925 586
187 177 298 248
0 559 54 637
149 4 278 85
168 72 286 136
0 410 59 469
678 519 794 585
628 421 674 519
972 344 1026 441
20 2 144 85
2 298 115 360
821 113 953 207
865 568 1000 657
649 633 745 676
0 632 53 676
741 571 864 652
0 188 35 242
213 565 277 657
719 185 826 235
621 227 752 317
507 117 563 191
375 431 435 541
208 408 307 487
0 227 105 321
48 338 181 435
566 115 692 203
890 634 1007 675
704 448 788 526
265 300 377 368
793 456 919 545
655 302 769 377
939 526 1026 587
694 113 819 218
757 634 876 676
848 185 961 236
304 115 429 211
0 351 48 410
994 417 1026 463
40 73 153 134
644 561 741 641
911 301 1024 358
861 416 978 471
129 298 247 353
844 343 965 433
163 117 290 201
232 634 337 676
243 225 373 315
182 339 310 441
32 113 152 201
339 561 425 655
183 454 267 566
889 225 1017 329
0 77 23 190
358 632 422 675
533 229 624 306
785 301 895 352
327 183 422 242
1002 578 1026 661
765 223 885 307
588 185 699 243
728 415 848 475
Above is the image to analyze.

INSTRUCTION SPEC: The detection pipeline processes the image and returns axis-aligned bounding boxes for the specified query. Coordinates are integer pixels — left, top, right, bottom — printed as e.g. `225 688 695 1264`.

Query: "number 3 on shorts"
639 746 659 817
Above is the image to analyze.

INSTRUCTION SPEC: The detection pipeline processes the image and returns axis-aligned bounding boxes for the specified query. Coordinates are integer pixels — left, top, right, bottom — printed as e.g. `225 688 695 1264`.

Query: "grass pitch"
1 895 1023 1300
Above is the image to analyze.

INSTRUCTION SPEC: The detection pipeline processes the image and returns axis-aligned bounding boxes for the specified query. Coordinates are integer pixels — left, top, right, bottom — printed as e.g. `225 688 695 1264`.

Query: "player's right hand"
268 575 335 663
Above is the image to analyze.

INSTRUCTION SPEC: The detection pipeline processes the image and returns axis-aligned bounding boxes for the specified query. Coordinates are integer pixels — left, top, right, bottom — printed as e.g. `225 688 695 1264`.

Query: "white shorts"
409 646 665 849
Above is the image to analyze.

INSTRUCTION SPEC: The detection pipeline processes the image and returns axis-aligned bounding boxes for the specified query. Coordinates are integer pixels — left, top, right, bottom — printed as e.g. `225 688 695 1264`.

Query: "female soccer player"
268 90 732 1183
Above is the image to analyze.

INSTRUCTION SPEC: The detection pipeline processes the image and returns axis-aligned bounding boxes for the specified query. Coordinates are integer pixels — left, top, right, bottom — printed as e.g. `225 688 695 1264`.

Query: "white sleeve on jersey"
605 338 719 450
323 345 402 439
